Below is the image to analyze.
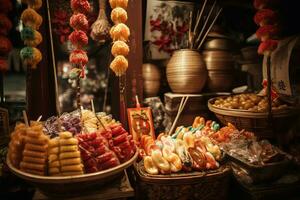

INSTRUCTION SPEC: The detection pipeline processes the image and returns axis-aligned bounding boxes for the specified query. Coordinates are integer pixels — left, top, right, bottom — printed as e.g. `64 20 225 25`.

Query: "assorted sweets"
212 93 289 112
8 110 137 177
140 117 223 175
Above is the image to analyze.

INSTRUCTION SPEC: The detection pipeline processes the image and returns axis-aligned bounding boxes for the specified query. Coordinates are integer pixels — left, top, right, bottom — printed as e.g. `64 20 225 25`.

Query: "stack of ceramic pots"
203 34 236 92
142 63 161 97
240 46 263 91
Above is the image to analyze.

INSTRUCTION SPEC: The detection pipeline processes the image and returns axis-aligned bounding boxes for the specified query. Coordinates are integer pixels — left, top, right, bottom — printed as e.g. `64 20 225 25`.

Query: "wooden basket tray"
208 97 299 139
6 151 138 197
134 161 232 200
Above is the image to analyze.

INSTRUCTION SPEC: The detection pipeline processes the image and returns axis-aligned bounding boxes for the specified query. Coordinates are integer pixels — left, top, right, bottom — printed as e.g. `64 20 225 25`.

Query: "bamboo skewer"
22 110 29 127
192 0 208 48
188 11 193 48
197 8 223 50
168 96 189 136
194 0 217 48
91 99 107 131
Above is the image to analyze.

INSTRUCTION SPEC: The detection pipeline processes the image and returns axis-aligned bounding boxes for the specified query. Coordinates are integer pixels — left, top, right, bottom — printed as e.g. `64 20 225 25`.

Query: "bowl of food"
6 110 138 197
208 94 299 139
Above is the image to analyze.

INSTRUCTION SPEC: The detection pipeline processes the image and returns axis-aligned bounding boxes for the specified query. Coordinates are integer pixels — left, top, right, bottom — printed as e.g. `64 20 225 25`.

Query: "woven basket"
134 162 231 200
208 97 299 139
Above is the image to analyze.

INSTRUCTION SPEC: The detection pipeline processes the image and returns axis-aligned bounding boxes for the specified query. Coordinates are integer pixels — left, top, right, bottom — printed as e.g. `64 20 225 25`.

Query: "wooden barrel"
166 49 207 94
142 63 161 97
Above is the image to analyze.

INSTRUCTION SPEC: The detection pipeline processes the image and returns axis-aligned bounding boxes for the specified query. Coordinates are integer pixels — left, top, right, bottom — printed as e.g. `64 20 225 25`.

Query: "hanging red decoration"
256 25 280 41
68 30 89 48
70 13 89 32
70 0 91 14
254 9 278 26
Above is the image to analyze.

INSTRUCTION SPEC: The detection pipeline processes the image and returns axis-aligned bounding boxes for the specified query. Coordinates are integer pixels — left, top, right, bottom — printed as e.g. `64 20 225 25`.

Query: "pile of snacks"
140 117 223 175
212 94 289 112
8 110 136 177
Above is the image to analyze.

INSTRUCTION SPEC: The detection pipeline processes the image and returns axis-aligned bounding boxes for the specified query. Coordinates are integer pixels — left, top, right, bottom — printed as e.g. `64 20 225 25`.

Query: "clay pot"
203 50 234 71
167 49 207 94
142 63 161 97
203 38 236 51
207 70 234 92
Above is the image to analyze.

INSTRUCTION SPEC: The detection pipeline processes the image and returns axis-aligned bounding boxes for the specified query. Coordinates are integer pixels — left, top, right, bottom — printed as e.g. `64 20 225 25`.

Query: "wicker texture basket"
134 162 231 200
208 97 299 139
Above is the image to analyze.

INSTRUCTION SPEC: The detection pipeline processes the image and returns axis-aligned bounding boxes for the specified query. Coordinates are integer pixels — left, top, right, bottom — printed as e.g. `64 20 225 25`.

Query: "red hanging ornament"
69 30 89 48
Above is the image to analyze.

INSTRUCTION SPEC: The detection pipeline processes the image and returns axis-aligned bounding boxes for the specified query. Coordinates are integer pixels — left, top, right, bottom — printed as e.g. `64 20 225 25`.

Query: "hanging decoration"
0 0 13 72
254 0 281 122
90 0 111 44
69 0 90 108
109 0 130 77
20 0 43 69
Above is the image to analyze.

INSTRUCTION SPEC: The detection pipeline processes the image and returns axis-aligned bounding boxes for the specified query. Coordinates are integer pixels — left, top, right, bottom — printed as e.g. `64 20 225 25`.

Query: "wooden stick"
197 8 222 50
168 96 189 136
36 115 42 122
22 110 29 127
91 98 95 113
195 0 217 47
91 99 107 131
192 0 208 48
188 11 193 49
266 55 273 124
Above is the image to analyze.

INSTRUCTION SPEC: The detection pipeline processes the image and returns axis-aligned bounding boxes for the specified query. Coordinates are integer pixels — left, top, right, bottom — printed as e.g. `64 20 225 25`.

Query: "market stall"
1 0 300 200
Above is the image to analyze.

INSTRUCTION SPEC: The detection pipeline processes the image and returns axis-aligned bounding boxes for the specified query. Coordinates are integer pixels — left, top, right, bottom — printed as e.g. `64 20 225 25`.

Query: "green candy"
21 27 35 41
211 121 220 131
20 47 34 60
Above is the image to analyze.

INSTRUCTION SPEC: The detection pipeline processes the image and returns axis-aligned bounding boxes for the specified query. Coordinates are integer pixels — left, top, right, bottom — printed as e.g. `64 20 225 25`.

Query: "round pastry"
70 13 89 32
69 49 88 66
21 27 43 47
256 25 280 41
0 35 12 56
68 30 88 48
109 0 128 9
70 0 91 14
0 14 13 35
258 39 278 55
20 47 42 69
110 23 130 42
111 41 129 57
0 0 13 14
110 55 128 76
111 7 128 24
21 0 42 10
254 9 278 26
21 8 43 30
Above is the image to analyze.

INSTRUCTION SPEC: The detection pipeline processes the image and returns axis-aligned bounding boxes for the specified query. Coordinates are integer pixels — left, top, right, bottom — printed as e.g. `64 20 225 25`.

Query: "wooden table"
33 172 134 200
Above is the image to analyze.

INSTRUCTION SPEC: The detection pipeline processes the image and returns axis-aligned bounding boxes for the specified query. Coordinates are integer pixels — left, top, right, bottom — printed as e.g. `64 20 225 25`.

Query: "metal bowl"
7 151 138 197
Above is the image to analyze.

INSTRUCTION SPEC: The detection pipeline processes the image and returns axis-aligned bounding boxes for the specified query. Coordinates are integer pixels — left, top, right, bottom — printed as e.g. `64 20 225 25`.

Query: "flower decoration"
70 13 89 32
110 55 128 77
256 25 280 41
109 0 130 76
0 14 13 35
69 0 90 80
70 0 91 14
20 47 42 69
20 0 43 69
21 26 43 47
258 39 278 56
0 35 12 56
21 8 43 30
68 30 89 48
254 9 278 26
